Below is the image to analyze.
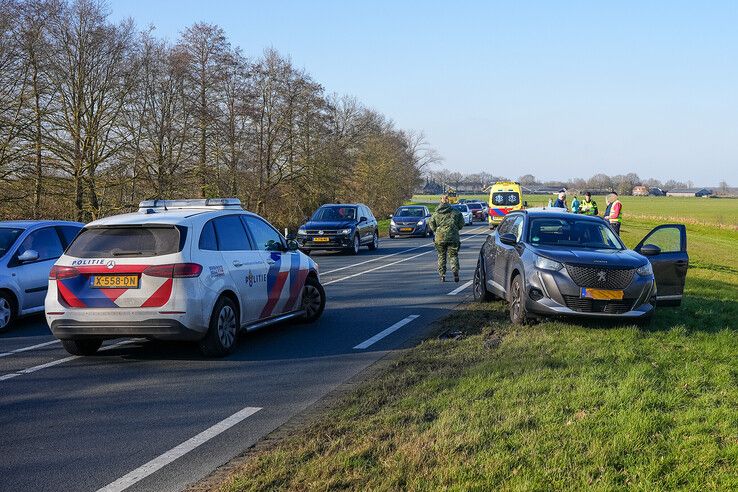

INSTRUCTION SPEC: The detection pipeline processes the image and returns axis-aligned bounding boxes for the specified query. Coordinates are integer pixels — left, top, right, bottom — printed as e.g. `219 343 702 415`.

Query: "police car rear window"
66 226 186 258
492 192 520 206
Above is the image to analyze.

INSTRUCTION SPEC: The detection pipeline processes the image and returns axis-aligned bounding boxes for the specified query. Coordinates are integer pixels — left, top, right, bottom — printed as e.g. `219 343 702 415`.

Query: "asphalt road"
0 224 490 492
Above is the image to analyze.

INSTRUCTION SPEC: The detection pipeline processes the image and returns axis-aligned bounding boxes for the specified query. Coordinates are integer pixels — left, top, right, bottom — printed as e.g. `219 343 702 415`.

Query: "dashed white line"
0 339 137 382
0 339 60 358
97 406 262 492
354 315 420 350
324 228 487 286
447 280 474 296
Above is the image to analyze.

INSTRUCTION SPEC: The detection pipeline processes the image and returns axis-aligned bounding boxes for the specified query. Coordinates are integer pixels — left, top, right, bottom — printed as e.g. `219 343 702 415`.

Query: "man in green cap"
428 195 465 282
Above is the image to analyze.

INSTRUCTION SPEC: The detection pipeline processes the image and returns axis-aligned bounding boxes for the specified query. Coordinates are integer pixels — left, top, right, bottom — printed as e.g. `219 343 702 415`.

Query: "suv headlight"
297 228 307 235
637 262 653 276
535 256 563 271
340 228 352 235
390 219 396 226
417 220 424 226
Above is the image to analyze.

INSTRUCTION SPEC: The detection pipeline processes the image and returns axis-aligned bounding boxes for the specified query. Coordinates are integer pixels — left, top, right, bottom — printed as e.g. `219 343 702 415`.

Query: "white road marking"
0 339 137 382
354 315 420 350
0 339 60 358
97 406 262 492
447 280 473 296
324 228 487 286
321 226 487 276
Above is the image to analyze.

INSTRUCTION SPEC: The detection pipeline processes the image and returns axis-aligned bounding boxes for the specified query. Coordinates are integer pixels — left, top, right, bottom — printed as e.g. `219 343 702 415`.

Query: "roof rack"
138 198 243 212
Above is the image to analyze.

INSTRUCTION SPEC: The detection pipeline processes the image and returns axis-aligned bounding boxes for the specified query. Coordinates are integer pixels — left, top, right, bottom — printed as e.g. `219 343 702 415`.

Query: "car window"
529 218 623 250
492 192 520 206
213 216 251 251
67 226 184 258
467 203 482 209
57 226 81 248
639 226 682 253
242 216 284 252
199 220 218 251
17 227 64 261
0 227 24 259
395 207 424 217
511 216 524 241
312 206 357 221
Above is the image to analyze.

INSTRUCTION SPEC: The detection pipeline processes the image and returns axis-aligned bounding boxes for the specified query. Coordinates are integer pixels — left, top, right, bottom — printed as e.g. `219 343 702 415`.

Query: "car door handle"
232 260 243 267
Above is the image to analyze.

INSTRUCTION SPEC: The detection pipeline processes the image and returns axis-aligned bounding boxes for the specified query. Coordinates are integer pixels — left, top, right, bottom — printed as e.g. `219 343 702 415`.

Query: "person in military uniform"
428 195 465 282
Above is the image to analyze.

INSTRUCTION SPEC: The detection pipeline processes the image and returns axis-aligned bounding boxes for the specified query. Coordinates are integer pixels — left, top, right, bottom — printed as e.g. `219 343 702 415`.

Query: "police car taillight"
143 263 202 278
49 265 80 279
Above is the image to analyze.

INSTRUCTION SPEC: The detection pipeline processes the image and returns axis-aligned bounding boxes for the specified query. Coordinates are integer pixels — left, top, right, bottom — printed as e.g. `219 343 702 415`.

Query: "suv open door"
634 224 688 306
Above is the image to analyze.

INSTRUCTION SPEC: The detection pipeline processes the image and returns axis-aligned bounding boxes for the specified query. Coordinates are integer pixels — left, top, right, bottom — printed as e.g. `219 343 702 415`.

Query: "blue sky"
109 1 738 185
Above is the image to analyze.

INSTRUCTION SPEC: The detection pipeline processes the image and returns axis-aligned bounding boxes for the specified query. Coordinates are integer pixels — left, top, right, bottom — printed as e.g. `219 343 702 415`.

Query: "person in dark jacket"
428 196 465 282
552 191 567 210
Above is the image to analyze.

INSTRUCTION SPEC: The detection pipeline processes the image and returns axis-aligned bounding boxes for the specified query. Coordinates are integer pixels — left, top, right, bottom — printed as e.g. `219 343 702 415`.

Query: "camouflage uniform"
428 203 465 277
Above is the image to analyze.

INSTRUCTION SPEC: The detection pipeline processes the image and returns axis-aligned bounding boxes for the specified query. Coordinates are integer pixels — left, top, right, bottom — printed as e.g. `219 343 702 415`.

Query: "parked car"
451 204 473 226
473 208 688 324
297 203 379 254
389 205 432 238
0 220 83 332
465 201 486 221
45 199 325 357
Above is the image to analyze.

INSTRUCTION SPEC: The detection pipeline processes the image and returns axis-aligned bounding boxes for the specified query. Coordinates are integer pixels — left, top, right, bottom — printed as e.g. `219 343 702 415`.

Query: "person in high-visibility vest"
604 191 623 235
579 192 598 215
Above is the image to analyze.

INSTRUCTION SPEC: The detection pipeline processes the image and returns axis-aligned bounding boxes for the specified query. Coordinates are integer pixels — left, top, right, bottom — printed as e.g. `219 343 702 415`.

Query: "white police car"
45 199 325 357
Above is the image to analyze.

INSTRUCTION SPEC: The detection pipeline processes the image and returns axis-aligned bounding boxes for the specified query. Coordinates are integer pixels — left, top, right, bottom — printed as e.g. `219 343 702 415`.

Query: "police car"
45 199 325 357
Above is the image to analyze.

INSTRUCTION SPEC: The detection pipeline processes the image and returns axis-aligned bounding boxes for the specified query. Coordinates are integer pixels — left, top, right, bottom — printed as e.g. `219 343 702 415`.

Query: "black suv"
297 204 379 255
473 208 689 324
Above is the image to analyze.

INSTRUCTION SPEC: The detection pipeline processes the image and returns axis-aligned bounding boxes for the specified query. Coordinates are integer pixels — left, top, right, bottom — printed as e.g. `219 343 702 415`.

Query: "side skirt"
241 310 307 332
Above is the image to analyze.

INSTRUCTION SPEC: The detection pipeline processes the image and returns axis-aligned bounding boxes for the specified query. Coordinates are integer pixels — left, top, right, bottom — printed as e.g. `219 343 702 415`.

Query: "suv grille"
563 296 635 314
565 264 635 289
305 230 339 235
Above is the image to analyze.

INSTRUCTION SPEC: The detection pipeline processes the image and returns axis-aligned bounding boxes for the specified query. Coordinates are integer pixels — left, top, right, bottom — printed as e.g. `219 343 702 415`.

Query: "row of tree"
0 0 438 228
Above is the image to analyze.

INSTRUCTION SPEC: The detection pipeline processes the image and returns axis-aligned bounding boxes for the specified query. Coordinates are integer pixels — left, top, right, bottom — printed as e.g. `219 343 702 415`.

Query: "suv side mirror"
286 239 299 252
17 249 39 262
639 243 661 256
389 214 393 218
286 232 297 240
499 233 517 246
359 216 368 223
523 201 529 207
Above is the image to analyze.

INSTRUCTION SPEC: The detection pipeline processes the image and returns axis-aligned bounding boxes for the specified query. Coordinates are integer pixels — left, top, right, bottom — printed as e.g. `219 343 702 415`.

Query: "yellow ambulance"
488 181 524 227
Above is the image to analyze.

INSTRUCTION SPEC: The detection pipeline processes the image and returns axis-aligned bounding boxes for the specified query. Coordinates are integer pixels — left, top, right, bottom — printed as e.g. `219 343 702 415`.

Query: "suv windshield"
394 207 424 217
466 202 482 210
311 206 357 221
66 226 185 258
0 228 24 259
452 205 468 212
529 218 623 250
492 192 520 206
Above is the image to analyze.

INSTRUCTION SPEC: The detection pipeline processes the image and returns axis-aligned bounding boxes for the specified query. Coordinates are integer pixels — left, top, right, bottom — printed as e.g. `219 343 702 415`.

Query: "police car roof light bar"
138 198 243 211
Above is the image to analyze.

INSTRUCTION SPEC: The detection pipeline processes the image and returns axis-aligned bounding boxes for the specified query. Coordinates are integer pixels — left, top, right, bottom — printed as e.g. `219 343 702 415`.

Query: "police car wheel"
300 276 325 323
200 296 238 357
61 339 103 356
0 293 15 333
368 231 378 250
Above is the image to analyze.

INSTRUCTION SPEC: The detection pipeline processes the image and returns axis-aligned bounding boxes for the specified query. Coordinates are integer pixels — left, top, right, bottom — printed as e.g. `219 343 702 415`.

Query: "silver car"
0 220 83 332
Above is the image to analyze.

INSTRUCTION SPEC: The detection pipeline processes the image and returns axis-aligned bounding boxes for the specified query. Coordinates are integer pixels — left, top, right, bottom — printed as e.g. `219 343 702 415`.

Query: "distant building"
666 188 714 197
632 185 649 196
523 186 562 195
421 180 444 195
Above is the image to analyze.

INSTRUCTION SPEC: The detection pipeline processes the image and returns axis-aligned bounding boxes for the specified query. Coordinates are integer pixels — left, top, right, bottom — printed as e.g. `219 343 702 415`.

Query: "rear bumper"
49 318 204 341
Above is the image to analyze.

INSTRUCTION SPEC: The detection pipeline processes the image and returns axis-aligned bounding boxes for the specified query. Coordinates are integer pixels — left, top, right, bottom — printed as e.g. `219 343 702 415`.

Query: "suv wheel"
300 276 326 323
349 234 360 255
368 231 379 251
61 339 103 356
0 293 15 333
509 275 529 325
200 296 238 357
473 256 494 302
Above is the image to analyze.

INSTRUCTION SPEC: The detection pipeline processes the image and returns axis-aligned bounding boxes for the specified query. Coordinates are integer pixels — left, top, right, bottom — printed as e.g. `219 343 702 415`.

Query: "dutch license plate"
91 275 140 289
400 228 413 232
581 288 623 300
313 237 330 242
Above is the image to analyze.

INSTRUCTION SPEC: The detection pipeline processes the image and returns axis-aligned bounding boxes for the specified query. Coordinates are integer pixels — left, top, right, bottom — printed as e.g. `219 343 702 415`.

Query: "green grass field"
218 197 738 491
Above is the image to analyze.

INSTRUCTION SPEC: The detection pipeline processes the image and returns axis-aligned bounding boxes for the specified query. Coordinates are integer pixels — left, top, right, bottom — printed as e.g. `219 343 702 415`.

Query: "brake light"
49 265 80 279
143 263 202 278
